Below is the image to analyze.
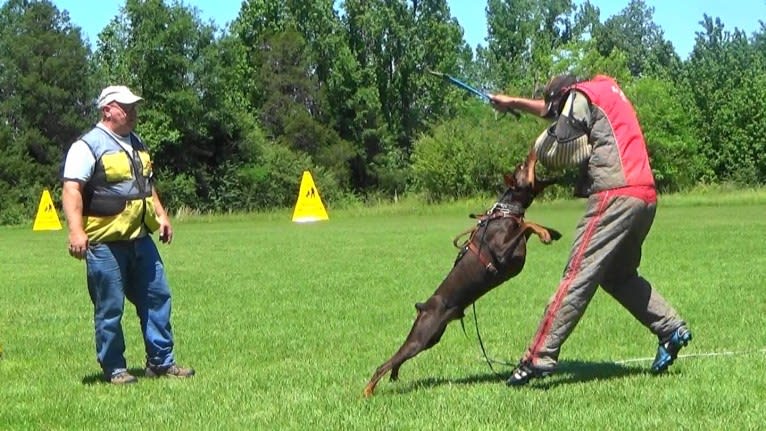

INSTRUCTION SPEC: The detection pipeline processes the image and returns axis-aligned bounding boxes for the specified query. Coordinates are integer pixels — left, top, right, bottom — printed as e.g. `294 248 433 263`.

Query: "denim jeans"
86 235 175 377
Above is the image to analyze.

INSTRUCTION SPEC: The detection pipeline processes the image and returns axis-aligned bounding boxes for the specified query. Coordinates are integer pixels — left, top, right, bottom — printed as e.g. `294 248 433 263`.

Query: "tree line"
1 0 764 224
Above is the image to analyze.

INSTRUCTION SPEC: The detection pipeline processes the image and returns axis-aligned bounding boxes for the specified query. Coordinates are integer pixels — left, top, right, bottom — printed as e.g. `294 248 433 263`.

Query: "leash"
456 304 504 378
471 302 522 376
471 302 501 376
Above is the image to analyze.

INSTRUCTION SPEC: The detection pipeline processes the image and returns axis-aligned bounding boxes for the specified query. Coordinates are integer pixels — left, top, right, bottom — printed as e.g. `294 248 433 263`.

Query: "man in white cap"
61 85 194 384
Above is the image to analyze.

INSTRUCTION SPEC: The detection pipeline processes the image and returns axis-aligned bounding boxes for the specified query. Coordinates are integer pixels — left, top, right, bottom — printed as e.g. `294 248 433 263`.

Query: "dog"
363 158 561 397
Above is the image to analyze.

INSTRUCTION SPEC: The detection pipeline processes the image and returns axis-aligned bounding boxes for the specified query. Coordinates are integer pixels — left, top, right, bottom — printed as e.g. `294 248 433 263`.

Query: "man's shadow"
81 367 146 385
387 360 648 395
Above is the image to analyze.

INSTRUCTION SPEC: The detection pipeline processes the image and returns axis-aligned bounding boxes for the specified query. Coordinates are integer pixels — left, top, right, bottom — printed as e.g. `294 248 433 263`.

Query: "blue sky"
43 0 766 60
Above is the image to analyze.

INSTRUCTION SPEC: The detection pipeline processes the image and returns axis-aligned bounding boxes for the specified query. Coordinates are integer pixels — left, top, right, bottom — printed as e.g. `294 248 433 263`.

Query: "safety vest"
80 127 161 243
570 76 656 201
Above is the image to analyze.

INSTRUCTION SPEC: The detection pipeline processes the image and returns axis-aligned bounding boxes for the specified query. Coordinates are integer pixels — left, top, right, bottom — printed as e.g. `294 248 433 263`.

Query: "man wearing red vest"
490 75 691 386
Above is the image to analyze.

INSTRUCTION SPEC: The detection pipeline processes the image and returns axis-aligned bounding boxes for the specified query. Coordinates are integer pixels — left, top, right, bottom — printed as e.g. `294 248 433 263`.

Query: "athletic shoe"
108 370 138 385
145 364 195 378
506 361 552 387
651 326 692 374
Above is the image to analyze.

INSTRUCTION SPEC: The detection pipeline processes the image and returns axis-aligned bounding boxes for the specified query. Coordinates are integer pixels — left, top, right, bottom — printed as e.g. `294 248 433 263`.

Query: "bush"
154 172 198 215
0 184 57 226
411 103 547 202
235 143 344 211
627 78 708 192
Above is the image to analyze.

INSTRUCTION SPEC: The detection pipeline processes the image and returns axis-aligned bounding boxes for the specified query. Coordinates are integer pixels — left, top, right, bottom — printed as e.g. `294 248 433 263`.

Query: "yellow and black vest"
80 127 161 243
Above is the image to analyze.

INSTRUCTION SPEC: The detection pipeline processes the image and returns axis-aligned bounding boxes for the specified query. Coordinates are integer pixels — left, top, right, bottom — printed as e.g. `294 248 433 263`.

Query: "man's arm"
489 94 547 117
62 180 88 260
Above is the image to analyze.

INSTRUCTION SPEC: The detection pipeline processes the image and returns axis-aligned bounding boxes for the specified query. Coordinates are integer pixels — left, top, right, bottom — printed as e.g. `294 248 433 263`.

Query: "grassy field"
1 190 766 430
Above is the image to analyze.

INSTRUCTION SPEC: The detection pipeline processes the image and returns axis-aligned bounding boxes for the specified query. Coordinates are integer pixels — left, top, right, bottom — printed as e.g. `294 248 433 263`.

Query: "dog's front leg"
522 221 562 244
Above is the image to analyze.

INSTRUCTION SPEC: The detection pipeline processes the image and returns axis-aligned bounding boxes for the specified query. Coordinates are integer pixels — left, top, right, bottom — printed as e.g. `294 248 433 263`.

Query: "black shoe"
506 361 551 387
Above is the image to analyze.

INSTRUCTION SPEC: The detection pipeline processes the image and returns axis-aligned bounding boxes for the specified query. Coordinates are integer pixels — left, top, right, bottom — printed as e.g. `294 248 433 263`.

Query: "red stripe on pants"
527 192 611 363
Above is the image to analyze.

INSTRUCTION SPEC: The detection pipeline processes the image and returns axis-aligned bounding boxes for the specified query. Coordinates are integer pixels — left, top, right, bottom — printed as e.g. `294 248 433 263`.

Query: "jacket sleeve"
534 91 592 170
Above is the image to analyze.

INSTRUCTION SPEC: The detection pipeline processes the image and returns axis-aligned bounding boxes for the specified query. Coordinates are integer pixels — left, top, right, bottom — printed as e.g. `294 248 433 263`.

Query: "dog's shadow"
81 367 146 385
388 360 647 395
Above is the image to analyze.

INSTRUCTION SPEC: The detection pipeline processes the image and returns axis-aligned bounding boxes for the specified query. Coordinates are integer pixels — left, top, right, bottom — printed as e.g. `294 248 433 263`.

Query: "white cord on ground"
476 348 766 366
615 348 766 364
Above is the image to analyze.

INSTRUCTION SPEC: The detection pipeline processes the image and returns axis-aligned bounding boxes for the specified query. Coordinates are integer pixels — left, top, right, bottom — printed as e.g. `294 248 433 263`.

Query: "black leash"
471 302 500 376
470 302 519 378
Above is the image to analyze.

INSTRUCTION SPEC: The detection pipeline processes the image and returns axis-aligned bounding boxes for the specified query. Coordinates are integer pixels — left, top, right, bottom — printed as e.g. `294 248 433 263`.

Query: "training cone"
291 171 329 223
32 189 62 231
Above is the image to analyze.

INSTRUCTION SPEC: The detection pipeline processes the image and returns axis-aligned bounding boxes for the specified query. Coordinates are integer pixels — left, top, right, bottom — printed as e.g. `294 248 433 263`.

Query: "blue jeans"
86 235 175 377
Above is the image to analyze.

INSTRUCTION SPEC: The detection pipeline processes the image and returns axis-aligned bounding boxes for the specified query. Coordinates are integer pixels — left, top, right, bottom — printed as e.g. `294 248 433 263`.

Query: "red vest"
574 76 655 201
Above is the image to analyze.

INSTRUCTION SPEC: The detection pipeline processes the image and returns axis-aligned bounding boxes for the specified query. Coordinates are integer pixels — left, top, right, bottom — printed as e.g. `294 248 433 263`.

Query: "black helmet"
542 74 579 118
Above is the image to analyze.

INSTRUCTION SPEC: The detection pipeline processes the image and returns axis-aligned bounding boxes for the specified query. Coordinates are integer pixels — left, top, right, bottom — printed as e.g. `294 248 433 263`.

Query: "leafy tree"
591 0 681 78
315 0 468 193
0 0 92 222
484 0 581 92
684 15 764 183
256 30 353 184
231 1 358 194
552 39 632 84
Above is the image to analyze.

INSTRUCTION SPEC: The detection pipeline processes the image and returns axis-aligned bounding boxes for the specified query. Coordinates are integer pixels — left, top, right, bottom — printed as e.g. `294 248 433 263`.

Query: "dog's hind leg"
363 298 463 397
390 319 449 381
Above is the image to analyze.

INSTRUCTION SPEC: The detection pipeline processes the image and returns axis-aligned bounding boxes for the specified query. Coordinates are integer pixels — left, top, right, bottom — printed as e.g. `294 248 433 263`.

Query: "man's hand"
151 189 173 244
158 215 173 244
489 94 516 113
68 230 89 260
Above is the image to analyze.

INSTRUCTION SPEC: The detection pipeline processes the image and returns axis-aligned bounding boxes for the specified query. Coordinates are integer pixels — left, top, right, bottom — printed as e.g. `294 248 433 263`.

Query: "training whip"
427 70 520 119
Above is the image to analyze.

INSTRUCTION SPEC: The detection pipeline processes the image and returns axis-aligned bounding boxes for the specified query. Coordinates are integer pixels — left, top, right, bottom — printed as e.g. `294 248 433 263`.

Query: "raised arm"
489 94 548 117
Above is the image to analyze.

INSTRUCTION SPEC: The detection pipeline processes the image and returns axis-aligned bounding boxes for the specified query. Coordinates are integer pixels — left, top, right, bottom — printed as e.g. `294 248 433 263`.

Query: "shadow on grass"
385 360 648 395
81 367 146 385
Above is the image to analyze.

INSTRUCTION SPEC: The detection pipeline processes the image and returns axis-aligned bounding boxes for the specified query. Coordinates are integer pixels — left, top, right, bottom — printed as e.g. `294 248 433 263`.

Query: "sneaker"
506 361 552 387
651 326 692 374
145 364 195 378
108 371 138 385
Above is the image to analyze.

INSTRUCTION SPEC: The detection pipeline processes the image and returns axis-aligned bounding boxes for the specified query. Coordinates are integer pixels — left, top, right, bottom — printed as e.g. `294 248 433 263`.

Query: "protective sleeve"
533 91 592 170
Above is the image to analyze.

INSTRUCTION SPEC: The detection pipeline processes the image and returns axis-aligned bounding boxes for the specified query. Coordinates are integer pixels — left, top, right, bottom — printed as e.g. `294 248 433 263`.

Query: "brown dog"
363 160 561 397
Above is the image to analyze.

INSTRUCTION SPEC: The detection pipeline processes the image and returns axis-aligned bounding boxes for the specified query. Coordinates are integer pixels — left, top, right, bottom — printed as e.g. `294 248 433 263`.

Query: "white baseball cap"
97 85 143 108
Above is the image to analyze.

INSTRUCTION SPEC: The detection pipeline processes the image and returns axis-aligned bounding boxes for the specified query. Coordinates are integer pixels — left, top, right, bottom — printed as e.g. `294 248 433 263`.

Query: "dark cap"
542 74 579 118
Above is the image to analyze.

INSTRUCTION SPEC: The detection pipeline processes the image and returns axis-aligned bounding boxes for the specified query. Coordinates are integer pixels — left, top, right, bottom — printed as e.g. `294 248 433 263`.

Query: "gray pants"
522 192 685 369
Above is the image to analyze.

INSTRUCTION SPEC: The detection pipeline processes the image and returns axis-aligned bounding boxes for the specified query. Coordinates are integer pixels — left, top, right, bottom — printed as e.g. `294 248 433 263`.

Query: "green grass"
2 191 766 430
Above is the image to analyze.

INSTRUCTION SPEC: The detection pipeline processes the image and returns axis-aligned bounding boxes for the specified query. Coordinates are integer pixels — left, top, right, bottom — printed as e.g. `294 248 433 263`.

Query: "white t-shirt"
63 124 135 182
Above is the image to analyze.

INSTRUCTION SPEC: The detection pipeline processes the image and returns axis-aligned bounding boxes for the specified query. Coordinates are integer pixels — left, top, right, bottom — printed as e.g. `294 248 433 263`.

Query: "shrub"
411 103 547 202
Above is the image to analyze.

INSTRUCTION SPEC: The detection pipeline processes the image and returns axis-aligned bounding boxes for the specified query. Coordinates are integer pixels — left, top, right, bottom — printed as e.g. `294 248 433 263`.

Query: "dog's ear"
526 159 537 188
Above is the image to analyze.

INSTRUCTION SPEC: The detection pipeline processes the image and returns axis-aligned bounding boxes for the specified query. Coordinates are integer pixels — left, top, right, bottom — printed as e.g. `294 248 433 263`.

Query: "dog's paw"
363 386 375 398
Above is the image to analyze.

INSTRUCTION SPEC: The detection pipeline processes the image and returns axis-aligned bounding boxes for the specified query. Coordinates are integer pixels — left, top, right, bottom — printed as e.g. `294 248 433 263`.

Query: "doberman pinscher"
363 159 561 397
